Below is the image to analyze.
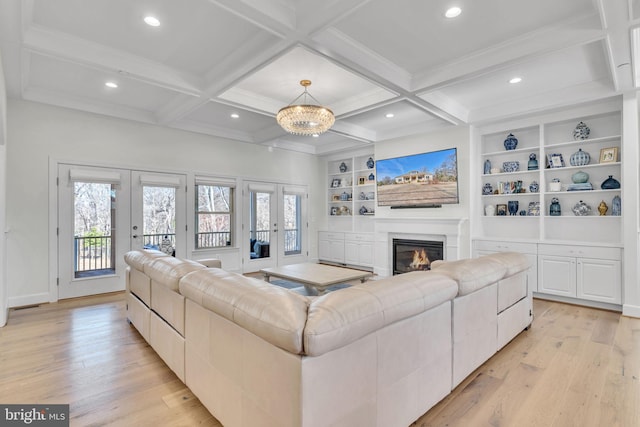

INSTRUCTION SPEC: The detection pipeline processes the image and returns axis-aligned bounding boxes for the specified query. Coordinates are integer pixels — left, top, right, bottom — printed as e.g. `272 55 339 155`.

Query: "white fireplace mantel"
374 217 468 277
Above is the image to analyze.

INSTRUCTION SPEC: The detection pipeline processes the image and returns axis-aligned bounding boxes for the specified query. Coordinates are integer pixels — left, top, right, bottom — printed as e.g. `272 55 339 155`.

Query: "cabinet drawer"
319 231 345 241
474 240 537 254
344 232 373 242
538 244 621 260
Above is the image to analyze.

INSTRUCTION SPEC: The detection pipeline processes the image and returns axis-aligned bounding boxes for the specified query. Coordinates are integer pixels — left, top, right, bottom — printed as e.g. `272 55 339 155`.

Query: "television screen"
376 148 459 208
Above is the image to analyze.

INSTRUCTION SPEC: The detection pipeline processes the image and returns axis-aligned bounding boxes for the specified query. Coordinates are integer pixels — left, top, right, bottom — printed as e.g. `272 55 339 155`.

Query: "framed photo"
547 153 565 168
599 147 618 163
331 178 341 188
330 207 338 215
332 194 340 201
496 204 507 216
358 177 366 185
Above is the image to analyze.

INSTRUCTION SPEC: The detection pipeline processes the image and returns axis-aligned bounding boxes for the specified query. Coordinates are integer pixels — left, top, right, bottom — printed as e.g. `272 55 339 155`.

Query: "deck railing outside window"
74 236 113 273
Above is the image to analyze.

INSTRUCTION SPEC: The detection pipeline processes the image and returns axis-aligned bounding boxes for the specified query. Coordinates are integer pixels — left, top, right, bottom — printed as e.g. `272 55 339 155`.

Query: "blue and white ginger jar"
504 133 518 150
573 121 590 140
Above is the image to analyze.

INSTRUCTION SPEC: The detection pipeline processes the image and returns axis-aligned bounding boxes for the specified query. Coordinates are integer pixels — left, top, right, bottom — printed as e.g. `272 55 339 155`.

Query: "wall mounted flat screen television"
376 147 459 208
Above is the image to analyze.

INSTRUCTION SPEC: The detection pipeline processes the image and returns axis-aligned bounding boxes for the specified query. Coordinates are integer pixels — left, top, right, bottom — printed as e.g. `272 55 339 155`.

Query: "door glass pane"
249 191 270 259
284 194 301 255
74 182 115 278
196 185 233 248
143 186 176 255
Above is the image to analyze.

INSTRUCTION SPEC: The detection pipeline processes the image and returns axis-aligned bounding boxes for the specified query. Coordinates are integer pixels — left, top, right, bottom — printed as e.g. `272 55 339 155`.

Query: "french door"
243 182 308 272
130 171 186 258
58 164 131 299
58 165 186 299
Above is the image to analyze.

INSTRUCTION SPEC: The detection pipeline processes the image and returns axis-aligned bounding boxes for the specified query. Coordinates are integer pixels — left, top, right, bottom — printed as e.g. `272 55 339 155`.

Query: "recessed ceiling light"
385 113 395 118
105 81 118 88
230 113 240 119
312 134 319 138
445 7 462 18
509 77 523 84
144 16 160 27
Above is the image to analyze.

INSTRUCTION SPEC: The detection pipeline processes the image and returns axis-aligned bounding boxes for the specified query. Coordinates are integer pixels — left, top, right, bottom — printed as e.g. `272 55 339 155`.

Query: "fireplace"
392 239 444 275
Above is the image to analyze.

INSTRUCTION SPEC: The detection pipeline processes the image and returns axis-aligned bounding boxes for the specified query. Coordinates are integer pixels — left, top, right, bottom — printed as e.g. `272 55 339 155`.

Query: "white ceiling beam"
597 0 634 91
208 0 296 37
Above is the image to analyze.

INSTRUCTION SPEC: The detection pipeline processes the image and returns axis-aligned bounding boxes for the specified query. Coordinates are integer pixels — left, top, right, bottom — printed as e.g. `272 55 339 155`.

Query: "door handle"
133 235 139 238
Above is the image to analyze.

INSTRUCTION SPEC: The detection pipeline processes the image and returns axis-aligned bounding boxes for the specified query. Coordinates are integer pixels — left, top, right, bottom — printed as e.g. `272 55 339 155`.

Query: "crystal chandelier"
276 80 335 136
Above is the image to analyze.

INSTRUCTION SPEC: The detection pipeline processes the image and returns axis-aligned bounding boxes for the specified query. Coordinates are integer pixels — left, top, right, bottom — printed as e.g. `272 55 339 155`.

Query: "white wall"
374 125 471 258
6 99 322 306
0 52 7 326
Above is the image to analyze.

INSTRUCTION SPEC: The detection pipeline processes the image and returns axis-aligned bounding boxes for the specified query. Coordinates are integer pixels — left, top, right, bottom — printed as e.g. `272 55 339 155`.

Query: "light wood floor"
1 294 638 427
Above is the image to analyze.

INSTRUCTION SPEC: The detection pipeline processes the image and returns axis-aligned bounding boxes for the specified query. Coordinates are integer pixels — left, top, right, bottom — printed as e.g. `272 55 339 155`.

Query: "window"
195 183 234 248
283 193 301 255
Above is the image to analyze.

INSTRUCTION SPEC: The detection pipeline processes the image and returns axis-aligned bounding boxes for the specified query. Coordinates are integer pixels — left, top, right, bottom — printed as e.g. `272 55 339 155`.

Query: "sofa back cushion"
124 249 167 271
179 269 310 354
303 271 458 356
483 252 530 277
431 257 507 296
145 257 206 291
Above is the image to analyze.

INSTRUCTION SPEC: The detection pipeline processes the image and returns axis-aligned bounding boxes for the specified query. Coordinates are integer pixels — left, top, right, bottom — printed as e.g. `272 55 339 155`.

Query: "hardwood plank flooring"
1 294 638 426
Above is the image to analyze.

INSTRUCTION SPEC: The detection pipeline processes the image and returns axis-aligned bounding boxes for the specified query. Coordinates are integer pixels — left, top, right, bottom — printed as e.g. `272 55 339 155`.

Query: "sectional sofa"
125 249 531 427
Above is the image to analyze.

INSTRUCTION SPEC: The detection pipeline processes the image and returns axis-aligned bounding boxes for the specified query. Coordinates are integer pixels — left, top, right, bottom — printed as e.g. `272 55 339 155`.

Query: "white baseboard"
622 304 640 319
8 292 50 309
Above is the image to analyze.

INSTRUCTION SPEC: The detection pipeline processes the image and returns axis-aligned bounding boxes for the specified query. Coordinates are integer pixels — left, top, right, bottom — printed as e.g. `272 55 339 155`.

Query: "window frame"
194 181 235 249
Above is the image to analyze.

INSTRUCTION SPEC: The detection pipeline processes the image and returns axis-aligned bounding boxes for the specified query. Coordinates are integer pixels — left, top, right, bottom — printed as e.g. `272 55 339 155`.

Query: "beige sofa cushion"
145 257 206 291
431 257 507 296
303 271 458 356
179 268 310 354
124 249 167 271
483 252 530 277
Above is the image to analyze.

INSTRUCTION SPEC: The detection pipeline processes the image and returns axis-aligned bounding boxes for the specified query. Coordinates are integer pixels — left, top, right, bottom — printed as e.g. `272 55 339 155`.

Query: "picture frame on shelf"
331 178 341 188
330 207 338 215
599 147 618 164
358 177 366 185
332 194 340 201
547 153 565 168
496 204 507 216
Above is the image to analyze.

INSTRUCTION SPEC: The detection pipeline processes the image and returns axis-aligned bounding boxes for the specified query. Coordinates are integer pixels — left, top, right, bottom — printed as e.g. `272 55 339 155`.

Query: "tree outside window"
196 185 233 248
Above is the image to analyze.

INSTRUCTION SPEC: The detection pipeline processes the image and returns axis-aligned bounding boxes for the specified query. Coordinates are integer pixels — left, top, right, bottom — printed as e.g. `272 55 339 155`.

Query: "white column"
622 91 640 317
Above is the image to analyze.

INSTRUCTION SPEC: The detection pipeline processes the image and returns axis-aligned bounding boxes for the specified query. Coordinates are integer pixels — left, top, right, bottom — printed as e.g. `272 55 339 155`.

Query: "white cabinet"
319 231 373 268
344 233 374 268
318 232 345 264
537 244 621 304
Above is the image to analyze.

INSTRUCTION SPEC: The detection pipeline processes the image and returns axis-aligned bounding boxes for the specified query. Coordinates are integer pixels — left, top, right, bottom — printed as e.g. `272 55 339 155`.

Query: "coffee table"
260 263 373 295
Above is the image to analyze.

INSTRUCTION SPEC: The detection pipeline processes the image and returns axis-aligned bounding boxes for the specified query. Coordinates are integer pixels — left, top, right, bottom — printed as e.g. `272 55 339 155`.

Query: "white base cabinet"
319 231 373 269
537 244 621 305
473 240 538 293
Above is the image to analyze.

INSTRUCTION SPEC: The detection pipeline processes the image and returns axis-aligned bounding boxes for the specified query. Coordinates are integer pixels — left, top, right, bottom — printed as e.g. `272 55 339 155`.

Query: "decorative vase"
508 200 519 216
549 198 561 216
359 205 368 215
572 200 591 216
573 121 590 140
504 133 518 150
529 181 539 193
339 162 347 173
482 183 493 195
569 148 590 166
485 205 496 216
340 191 349 201
549 178 562 192
601 175 621 189
366 157 374 169
571 170 589 184
527 153 538 170
514 180 523 193
598 201 608 216
368 173 375 181
484 159 491 175
612 195 621 216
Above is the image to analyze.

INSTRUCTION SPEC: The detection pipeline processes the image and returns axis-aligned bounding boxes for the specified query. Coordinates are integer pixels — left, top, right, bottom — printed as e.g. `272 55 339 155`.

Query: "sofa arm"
196 258 222 269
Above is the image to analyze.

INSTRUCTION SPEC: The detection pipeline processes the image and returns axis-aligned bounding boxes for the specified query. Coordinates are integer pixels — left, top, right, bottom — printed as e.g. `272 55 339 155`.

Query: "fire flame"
410 249 430 270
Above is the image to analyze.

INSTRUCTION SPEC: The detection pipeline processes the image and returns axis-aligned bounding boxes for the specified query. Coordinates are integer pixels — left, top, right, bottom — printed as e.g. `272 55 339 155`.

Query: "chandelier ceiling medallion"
276 80 335 136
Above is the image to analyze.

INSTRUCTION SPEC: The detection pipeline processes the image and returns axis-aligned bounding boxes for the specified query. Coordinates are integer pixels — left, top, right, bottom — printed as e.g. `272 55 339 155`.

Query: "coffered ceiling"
0 0 638 154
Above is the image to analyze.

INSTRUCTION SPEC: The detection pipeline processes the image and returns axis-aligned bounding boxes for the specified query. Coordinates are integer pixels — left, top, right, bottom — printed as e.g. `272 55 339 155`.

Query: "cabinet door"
359 241 374 266
577 258 621 304
344 241 359 265
538 255 576 297
319 238 331 261
329 240 345 263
